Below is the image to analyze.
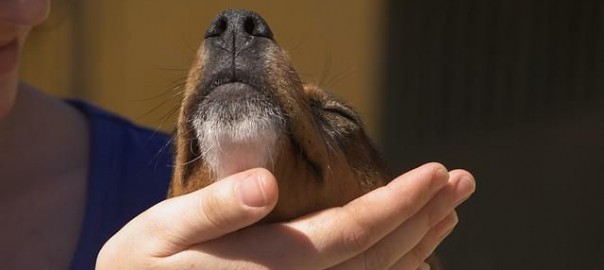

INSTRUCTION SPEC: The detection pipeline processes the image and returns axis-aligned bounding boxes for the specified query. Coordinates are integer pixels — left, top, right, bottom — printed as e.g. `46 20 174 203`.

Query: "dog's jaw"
192 82 285 180
194 117 281 180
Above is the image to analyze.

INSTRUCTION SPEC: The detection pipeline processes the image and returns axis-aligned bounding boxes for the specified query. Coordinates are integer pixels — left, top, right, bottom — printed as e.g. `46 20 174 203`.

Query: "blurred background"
21 0 604 269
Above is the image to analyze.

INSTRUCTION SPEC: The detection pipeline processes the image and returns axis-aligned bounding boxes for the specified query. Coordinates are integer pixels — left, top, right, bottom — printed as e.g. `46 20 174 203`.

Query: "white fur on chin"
193 113 282 180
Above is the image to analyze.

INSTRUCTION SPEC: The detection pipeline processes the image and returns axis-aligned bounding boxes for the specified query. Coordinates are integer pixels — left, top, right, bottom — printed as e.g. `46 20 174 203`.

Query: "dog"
168 9 441 268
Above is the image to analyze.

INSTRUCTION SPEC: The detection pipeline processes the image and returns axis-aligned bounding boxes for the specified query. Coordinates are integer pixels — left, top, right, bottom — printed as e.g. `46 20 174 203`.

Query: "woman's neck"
0 82 90 270
0 82 89 190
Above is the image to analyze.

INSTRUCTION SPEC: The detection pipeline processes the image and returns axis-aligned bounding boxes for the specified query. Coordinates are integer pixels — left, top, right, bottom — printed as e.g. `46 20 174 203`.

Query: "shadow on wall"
381 1 604 269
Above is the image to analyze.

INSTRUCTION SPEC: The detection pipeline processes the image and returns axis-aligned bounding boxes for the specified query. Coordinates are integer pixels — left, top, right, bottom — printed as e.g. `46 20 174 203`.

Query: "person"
0 1 476 269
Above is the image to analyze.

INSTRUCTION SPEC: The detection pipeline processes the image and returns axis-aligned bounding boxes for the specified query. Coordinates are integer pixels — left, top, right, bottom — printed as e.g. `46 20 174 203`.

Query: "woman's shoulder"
66 99 172 143
66 99 173 202
65 99 174 270
66 99 173 175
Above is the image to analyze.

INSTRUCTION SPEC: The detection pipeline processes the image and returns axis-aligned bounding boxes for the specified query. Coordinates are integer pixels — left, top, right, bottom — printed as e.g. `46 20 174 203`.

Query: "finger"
390 212 458 270
416 262 431 270
448 169 476 207
307 163 452 266
109 168 279 257
156 163 452 270
327 170 472 270
318 163 449 253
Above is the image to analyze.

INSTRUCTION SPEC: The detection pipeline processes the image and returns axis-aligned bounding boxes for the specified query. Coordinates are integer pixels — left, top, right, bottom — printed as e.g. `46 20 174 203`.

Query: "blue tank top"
66 100 173 270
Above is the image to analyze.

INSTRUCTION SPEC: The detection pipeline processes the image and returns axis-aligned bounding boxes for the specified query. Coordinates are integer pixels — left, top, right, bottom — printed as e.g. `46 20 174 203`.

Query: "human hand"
96 163 475 270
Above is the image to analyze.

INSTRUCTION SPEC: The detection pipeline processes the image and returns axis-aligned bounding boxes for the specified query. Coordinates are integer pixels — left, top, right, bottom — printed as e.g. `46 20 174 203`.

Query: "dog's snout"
205 10 273 41
199 10 280 92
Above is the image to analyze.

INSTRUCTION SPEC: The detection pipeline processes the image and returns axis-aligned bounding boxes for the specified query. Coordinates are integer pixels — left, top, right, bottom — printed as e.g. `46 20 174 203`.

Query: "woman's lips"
0 39 19 75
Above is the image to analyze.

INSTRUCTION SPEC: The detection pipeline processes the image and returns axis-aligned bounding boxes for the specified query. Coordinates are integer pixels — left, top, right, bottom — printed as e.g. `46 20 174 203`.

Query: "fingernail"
419 262 431 270
238 174 269 207
454 176 475 205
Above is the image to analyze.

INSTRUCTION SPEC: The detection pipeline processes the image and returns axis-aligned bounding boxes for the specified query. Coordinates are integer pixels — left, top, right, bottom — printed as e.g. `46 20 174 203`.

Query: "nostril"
243 14 273 39
205 16 228 38
206 10 274 41
243 17 256 36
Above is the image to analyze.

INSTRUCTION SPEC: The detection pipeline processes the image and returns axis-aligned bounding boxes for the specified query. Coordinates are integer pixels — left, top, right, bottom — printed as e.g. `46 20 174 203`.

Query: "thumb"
119 168 278 257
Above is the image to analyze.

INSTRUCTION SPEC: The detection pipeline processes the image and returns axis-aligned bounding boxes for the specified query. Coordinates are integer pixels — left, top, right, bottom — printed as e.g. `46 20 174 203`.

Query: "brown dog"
168 9 440 268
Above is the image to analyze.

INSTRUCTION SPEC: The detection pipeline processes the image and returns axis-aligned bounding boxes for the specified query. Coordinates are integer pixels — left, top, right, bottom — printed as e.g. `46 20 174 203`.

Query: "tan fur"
168 38 389 219
168 10 441 268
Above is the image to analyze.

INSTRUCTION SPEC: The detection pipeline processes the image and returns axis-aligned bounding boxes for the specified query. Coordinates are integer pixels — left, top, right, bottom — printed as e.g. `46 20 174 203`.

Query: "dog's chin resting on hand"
168 9 442 269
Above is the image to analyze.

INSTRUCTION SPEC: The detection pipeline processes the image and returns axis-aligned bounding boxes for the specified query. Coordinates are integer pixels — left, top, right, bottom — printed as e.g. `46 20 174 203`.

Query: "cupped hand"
96 163 475 270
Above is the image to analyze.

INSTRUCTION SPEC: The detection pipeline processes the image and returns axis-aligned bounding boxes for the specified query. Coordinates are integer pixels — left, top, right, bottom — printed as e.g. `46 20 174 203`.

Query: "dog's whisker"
169 12 408 259
151 109 180 135
154 136 173 159
176 151 203 167
318 51 333 88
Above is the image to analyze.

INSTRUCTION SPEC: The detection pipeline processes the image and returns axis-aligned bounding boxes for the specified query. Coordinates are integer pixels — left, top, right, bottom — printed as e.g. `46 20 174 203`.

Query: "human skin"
98 165 474 270
0 0 49 117
0 1 92 269
1 1 475 269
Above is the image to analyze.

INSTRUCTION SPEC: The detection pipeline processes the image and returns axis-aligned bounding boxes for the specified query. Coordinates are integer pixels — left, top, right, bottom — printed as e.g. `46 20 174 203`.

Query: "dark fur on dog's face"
169 10 387 222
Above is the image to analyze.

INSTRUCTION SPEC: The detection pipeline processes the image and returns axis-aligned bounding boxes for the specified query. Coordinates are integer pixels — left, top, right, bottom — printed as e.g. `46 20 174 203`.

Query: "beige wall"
20 1 384 138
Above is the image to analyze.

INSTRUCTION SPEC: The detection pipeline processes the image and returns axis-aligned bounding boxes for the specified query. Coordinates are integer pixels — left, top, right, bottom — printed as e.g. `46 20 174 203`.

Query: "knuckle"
435 212 458 240
420 201 442 231
429 162 448 172
425 162 448 178
362 253 387 270
409 246 428 269
341 224 373 256
413 243 431 262
427 163 449 191
361 244 395 270
339 208 376 253
413 232 440 265
427 207 440 228
426 194 455 228
198 192 232 229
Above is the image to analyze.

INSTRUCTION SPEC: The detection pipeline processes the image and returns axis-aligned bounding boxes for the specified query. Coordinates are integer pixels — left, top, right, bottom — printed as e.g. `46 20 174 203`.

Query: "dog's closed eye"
168 9 441 268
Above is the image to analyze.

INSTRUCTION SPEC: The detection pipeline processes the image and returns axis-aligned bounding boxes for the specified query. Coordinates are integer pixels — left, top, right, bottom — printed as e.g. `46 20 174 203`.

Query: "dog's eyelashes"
172 9 394 236
321 105 359 124
307 92 360 125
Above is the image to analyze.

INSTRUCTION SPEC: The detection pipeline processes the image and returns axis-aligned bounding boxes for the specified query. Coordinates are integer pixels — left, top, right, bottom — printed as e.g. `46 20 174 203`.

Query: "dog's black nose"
205 10 273 41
